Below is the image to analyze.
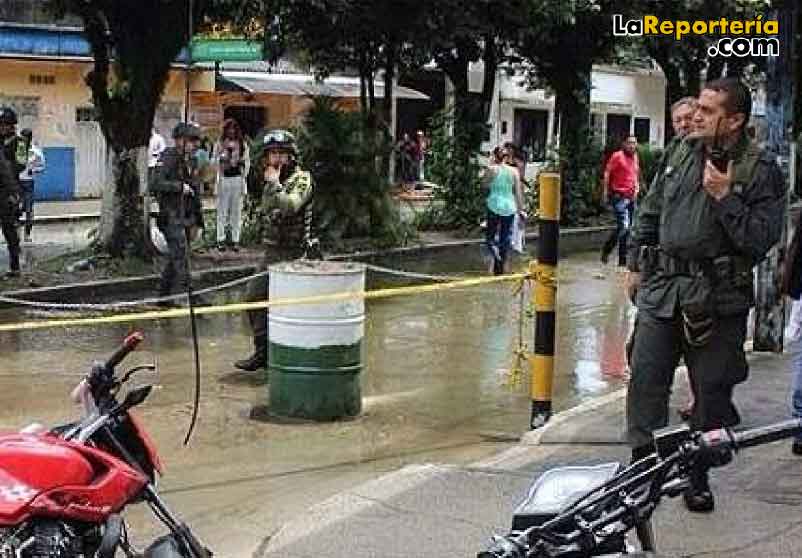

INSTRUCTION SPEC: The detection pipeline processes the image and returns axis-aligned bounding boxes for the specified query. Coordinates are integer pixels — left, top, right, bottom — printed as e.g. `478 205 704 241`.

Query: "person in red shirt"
600 135 640 267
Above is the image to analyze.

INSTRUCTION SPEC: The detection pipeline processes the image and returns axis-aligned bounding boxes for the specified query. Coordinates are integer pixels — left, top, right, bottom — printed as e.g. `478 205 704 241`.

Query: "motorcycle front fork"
635 519 656 552
144 484 212 558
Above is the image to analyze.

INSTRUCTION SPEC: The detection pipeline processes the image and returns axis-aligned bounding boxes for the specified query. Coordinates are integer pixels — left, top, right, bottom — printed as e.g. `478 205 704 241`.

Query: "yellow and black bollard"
530 172 560 429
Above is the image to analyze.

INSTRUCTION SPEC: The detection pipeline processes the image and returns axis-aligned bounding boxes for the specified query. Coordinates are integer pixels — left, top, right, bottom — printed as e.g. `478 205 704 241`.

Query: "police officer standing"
0 107 24 278
149 123 203 304
234 129 314 371
626 78 785 512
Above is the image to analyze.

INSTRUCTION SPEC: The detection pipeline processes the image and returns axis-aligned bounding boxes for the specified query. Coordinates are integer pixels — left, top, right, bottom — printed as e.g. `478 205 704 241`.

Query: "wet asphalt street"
0 249 633 556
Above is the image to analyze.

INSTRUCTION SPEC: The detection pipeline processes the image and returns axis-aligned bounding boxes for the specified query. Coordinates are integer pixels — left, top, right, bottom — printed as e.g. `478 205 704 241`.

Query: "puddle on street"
0 249 634 556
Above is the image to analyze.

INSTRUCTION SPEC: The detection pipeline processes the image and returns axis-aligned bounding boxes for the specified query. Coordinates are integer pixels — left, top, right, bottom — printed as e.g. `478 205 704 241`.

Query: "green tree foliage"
295 97 409 248
47 0 196 258
422 109 487 230
516 0 622 224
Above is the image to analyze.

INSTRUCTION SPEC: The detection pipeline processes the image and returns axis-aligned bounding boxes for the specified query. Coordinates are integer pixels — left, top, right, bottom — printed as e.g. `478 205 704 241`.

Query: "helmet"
262 129 297 154
172 122 202 140
0 107 17 126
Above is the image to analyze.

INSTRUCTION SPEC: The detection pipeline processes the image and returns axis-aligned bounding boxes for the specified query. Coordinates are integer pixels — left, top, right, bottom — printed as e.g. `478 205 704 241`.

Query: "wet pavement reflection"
0 249 634 556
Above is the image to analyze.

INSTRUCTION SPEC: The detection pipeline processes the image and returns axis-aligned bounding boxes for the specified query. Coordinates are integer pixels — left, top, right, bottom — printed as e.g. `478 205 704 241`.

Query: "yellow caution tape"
0 272 529 333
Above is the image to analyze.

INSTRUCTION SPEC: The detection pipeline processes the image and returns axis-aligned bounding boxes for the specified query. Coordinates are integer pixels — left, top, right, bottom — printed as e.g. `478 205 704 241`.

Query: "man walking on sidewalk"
601 135 640 268
626 78 784 513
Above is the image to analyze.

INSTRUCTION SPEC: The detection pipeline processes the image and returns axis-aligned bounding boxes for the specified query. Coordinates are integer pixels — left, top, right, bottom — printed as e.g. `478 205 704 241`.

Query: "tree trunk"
105 149 147 258
480 34 498 123
554 59 592 224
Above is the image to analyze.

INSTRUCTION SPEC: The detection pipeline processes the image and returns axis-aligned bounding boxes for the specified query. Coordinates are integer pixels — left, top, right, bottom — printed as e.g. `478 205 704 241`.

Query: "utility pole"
184 0 194 124
754 3 794 353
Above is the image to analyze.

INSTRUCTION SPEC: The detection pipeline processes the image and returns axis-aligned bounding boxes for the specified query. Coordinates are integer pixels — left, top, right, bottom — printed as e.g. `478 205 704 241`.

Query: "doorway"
223 105 267 140
513 109 548 162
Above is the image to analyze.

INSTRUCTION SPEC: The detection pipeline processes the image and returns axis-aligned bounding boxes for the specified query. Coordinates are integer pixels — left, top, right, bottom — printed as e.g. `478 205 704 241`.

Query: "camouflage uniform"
0 128 24 276
627 132 785 450
149 135 203 300
244 164 313 339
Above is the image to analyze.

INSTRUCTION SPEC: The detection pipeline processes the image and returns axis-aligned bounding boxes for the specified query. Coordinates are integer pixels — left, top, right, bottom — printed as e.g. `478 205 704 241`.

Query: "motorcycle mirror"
120 385 153 412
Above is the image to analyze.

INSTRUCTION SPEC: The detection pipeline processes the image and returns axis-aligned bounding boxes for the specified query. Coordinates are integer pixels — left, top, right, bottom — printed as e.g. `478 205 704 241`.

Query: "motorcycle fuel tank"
0 434 94 523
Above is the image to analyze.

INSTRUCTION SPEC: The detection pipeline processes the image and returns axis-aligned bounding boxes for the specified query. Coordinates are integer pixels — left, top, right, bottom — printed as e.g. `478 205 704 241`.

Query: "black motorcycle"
478 419 802 557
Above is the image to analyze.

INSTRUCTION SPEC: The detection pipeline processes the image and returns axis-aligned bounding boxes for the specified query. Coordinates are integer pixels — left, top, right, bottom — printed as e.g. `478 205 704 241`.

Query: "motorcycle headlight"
512 462 621 530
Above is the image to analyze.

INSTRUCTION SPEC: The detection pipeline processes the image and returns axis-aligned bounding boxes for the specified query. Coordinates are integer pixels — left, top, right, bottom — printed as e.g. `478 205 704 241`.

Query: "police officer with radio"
626 78 785 513
0 107 23 278
149 122 203 304
234 129 314 371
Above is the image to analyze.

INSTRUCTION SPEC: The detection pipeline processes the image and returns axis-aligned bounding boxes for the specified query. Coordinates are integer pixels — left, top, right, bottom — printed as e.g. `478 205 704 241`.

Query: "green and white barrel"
268 261 366 421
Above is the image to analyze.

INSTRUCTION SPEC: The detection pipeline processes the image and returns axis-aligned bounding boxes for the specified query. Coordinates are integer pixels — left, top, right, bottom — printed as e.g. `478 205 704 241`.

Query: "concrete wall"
476 63 667 160
0 59 189 198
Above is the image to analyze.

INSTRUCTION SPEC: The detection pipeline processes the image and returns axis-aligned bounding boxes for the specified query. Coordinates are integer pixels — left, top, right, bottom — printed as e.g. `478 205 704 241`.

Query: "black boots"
234 336 267 371
683 467 714 513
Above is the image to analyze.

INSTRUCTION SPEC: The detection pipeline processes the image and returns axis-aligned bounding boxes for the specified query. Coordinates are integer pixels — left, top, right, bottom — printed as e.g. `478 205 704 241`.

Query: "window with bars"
29 75 56 86
76 107 99 122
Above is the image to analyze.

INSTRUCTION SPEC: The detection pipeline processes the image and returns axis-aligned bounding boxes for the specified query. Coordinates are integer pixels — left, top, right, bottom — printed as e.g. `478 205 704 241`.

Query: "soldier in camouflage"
234 129 314 371
0 107 24 278
626 78 785 512
149 122 204 304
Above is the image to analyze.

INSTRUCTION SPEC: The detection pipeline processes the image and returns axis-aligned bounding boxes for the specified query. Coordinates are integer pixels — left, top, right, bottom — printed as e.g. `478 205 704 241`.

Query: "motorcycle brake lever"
120 364 157 385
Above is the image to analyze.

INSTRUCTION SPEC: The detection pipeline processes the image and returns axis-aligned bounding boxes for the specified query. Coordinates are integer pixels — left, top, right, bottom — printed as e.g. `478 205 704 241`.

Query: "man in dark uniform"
626 78 785 512
234 129 314 371
0 107 23 278
149 122 203 304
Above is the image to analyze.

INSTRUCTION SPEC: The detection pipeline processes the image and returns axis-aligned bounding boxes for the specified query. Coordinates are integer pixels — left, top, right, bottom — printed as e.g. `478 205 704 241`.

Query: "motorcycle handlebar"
704 419 802 451
480 419 802 558
103 331 144 372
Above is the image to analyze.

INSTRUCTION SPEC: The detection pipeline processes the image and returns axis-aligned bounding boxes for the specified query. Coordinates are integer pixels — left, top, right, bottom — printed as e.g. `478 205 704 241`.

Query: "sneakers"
231 243 240 253
3 270 20 279
23 234 31 243
217 243 227 252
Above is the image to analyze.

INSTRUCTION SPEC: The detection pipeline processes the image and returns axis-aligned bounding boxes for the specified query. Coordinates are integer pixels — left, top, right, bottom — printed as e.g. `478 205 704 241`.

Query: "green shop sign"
191 39 263 62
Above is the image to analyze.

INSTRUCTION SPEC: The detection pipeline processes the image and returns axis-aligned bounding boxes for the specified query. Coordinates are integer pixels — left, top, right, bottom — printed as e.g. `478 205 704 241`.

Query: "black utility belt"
222 169 242 178
639 247 751 281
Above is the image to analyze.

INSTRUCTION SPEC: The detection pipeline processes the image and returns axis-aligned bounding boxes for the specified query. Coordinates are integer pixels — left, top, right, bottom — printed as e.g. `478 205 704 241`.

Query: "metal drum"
267 261 365 421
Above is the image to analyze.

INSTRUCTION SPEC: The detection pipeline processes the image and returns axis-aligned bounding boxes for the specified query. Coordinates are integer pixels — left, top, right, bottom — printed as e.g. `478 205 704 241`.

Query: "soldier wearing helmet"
148 122 204 304
0 107 22 278
234 128 315 371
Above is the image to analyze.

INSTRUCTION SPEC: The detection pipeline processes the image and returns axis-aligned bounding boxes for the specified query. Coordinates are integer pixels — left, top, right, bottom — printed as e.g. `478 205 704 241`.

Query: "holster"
681 274 716 347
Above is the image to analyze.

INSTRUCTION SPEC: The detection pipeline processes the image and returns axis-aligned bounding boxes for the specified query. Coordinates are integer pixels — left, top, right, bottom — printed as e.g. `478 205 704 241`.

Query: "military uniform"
627 132 785 450
149 144 203 300
0 133 24 276
243 164 313 341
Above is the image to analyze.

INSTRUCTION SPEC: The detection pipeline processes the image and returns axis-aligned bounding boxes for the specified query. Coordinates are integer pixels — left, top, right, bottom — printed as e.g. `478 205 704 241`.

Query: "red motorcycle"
0 332 211 558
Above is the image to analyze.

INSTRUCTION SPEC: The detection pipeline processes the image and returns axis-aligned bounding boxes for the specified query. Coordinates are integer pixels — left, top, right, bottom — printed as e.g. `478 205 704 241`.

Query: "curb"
0 226 614 306
470 388 627 470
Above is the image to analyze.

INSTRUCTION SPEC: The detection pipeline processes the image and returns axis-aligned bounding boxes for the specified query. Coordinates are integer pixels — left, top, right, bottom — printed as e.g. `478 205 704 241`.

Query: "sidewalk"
259 351 802 558
32 197 218 221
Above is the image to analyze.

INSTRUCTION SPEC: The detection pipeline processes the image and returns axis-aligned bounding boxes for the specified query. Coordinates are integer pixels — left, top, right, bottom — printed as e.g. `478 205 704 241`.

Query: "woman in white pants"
214 119 249 251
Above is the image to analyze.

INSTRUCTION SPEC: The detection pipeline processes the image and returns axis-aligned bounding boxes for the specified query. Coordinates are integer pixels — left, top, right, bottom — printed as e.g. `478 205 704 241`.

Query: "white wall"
476 64 667 160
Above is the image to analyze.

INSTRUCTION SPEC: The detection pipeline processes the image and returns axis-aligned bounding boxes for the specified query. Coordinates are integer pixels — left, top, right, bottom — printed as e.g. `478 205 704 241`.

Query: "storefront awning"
218 72 430 101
